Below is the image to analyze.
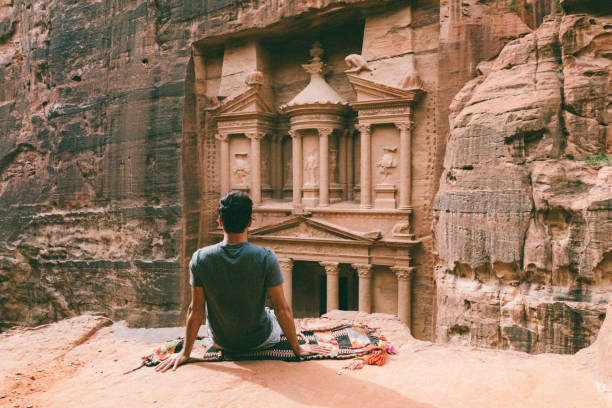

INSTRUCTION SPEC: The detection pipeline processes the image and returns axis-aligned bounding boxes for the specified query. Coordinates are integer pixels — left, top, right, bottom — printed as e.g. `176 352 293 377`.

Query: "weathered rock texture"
0 0 431 331
434 14 612 353
1 0 609 356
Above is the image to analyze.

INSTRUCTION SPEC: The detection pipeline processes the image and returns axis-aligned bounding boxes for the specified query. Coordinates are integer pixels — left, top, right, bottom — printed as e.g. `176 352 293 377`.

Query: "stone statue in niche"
233 152 250 186
283 158 292 187
329 148 338 183
261 144 270 185
305 149 318 186
376 146 397 184
344 54 372 73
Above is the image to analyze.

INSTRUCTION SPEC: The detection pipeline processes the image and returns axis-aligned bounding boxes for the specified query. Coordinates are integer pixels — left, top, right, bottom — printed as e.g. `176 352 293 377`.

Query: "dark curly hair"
218 191 253 233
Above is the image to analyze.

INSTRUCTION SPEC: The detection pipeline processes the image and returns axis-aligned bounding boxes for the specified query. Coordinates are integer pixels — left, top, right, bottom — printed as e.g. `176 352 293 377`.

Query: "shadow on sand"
191 359 437 408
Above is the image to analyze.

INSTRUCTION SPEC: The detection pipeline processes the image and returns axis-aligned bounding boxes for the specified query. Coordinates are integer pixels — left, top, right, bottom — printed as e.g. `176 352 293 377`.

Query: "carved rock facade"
0 0 609 355
433 14 612 354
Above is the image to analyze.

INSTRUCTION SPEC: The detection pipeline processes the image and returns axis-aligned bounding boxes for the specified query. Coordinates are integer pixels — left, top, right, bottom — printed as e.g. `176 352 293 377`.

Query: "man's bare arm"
156 286 205 372
267 284 301 355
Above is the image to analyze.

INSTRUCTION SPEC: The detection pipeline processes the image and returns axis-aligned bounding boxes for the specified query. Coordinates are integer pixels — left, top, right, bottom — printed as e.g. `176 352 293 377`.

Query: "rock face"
434 14 612 353
1 0 609 356
0 0 431 331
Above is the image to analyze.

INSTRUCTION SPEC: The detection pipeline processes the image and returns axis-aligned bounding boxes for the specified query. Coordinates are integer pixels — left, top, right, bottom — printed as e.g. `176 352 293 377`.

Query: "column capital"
391 266 415 281
352 263 373 278
278 258 293 270
317 127 334 138
215 133 229 142
245 132 266 140
320 261 339 275
394 121 413 132
355 123 371 134
288 129 301 139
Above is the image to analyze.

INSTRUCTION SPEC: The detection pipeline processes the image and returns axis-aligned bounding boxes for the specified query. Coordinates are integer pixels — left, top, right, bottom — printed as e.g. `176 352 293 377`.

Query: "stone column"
318 128 333 207
272 135 283 199
320 262 339 312
392 266 414 328
356 124 372 208
347 130 354 201
246 132 264 205
216 133 230 196
339 130 348 200
278 258 293 307
396 122 413 209
352 264 372 314
289 130 302 205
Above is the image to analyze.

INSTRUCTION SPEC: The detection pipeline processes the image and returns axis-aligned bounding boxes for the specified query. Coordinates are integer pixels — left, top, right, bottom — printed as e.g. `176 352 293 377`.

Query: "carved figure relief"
305 149 318 186
329 148 338 183
344 54 372 73
233 152 250 186
376 147 397 184
261 142 270 185
283 159 292 187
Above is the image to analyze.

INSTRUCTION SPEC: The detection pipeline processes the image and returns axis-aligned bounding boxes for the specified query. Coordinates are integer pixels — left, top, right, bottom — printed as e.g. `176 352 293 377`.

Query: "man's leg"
252 308 283 350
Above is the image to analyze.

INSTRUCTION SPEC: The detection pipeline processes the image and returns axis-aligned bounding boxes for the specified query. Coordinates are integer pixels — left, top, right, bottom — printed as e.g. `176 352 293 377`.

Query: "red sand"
1 312 610 408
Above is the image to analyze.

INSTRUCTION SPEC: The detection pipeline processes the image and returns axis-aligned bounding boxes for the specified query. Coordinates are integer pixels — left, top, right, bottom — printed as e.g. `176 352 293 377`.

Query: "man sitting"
157 191 324 372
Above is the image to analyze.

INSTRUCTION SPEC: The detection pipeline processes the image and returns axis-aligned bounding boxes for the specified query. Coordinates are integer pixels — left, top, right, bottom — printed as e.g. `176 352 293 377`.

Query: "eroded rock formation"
434 14 612 353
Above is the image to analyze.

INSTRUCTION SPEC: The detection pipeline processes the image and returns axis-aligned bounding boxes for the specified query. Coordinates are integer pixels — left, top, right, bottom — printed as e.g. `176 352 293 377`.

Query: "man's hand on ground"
297 343 333 356
155 351 190 373
296 333 333 356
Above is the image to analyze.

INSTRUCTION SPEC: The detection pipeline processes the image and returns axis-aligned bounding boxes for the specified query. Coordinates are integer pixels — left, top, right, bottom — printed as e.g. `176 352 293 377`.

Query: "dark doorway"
292 261 325 318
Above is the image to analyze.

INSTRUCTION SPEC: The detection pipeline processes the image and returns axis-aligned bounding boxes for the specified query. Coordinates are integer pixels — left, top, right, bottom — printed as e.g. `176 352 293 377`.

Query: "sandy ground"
1 312 611 408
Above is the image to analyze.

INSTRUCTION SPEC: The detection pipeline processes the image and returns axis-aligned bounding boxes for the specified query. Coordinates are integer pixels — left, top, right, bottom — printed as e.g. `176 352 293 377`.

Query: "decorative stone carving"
233 152 250 186
245 70 264 86
376 146 397 184
304 149 319 186
352 264 372 278
329 147 338 182
320 261 340 275
344 54 372 73
283 157 292 187
215 133 229 142
392 266 414 281
399 72 424 89
392 221 414 238
261 141 271 186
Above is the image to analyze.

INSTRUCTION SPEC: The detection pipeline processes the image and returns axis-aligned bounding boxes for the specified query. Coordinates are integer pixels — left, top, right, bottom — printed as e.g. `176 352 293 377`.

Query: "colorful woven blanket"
129 325 395 372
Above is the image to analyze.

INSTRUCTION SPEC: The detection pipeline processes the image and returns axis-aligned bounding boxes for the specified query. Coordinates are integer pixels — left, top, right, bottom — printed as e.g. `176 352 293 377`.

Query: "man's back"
189 241 283 351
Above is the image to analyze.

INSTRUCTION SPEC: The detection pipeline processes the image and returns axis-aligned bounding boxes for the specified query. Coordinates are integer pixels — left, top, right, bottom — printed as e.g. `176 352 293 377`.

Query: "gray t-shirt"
189 241 283 351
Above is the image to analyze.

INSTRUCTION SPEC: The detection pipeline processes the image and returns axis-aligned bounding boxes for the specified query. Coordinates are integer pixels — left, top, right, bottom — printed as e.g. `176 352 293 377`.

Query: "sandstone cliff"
0 0 419 330
434 13 612 353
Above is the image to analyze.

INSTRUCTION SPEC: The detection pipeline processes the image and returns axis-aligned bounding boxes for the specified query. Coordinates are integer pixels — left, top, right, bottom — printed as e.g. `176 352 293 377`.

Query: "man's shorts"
207 307 282 351
253 307 282 350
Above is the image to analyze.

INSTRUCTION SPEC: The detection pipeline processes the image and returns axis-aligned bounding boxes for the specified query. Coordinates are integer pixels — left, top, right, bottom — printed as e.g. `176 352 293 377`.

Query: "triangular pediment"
216 86 276 115
249 216 375 243
346 74 424 103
